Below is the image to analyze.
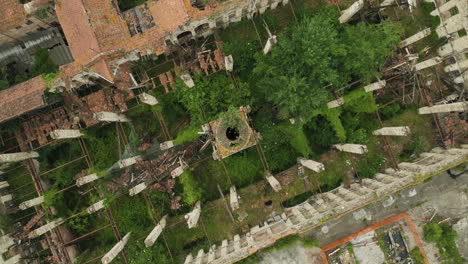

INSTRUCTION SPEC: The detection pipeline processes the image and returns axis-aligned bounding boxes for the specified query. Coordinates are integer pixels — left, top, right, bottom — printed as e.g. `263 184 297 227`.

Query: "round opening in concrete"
226 127 240 141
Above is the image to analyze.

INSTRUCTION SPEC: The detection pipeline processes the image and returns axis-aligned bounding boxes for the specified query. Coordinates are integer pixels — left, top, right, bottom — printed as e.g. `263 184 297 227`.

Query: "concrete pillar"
171 164 187 178
0 235 15 254
266 172 282 192
129 182 147 196
230 185 239 211
207 245 216 262
86 200 105 214
364 80 386 92
372 126 410 136
263 35 277 54
138 93 158 106
0 152 39 163
436 14 465 37
399 28 431 48
333 143 368 154
337 187 360 200
28 219 64 239
413 57 443 71
326 97 344 109
76 173 99 187
0 194 12 204
160 140 174 150
187 201 201 229
101 233 131 264
233 235 241 251
94 112 130 122
324 192 346 205
298 158 325 173
118 155 143 168
144 215 167 247
225 55 234 72
291 207 306 222
195 249 205 264
180 74 195 88
220 240 228 257
444 59 468 73
438 36 468 57
339 0 364 23
184 254 194 264
19 196 44 210
0 181 9 189
418 102 468 114
374 173 395 184
3 255 20 264
362 178 385 189
398 162 427 173
49 129 83 139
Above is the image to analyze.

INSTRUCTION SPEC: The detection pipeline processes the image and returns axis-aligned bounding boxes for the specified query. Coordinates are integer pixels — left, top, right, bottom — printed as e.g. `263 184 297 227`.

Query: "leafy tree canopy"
253 6 400 119
175 73 250 124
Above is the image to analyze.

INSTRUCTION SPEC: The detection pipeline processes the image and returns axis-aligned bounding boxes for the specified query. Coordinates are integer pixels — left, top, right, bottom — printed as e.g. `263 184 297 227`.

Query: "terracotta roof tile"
0 76 47 122
0 0 26 32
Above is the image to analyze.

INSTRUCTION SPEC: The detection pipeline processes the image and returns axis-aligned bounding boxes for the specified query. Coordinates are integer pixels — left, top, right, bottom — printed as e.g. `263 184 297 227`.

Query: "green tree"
253 6 344 118
175 73 250 124
424 222 443 242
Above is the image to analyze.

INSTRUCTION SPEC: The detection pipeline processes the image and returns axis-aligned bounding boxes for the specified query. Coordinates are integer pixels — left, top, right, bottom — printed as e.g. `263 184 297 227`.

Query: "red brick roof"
0 76 47 123
0 0 26 32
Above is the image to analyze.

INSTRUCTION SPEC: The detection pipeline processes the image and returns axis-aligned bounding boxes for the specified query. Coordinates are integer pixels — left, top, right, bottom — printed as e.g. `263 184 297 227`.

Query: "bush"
379 103 401 120
357 153 385 178
410 247 425 264
423 221 466 263
304 115 339 148
180 171 203 205
400 133 430 162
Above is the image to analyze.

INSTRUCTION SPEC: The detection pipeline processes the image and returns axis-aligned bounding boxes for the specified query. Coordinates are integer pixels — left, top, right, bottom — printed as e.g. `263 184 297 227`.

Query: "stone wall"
183 146 468 264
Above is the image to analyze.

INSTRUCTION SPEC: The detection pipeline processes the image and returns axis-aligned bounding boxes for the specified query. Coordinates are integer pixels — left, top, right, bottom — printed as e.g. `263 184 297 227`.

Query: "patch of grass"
423 221 466 263
410 247 425 264
174 125 200 145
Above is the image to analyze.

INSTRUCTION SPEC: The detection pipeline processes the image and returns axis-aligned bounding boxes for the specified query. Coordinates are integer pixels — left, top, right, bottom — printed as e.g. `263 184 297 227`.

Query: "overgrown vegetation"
423 221 466 263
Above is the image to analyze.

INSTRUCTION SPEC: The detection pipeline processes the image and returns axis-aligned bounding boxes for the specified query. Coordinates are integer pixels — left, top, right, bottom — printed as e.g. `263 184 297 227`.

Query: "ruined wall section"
184 146 468 264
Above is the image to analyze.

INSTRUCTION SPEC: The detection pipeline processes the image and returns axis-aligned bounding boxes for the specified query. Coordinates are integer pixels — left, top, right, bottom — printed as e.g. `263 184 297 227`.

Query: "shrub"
304 115 339 148
180 171 203 205
410 248 425 264
424 222 442 242
379 103 401 120
357 153 385 178
400 133 430 162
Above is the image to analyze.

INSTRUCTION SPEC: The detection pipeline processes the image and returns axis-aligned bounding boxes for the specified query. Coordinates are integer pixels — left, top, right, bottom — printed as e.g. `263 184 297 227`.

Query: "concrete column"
266 172 282 192
187 201 201 229
170 166 184 178
86 200 105 214
195 250 205 264
229 185 239 211
263 35 277 54
303 202 318 215
28 219 64 239
49 129 83 139
438 36 468 57
233 235 241 251
76 173 99 187
160 140 174 150
19 196 44 210
324 192 346 205
413 57 443 71
0 235 15 254
94 112 130 122
298 158 325 173
225 55 234 72
181 74 195 88
337 187 361 200
118 155 142 168
184 254 194 264
339 0 364 23
145 215 167 247
0 181 9 189
399 28 431 48
326 97 344 109
362 178 385 189
291 208 306 222
129 182 147 196
372 126 410 136
436 14 465 37
220 240 228 257
101 233 131 264
418 102 468 114
208 245 216 262
138 93 158 106
0 194 12 204
444 59 468 73
246 233 254 247
364 80 386 92
333 144 368 154
398 162 427 173
3 255 20 264
374 173 395 184
0 152 39 163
